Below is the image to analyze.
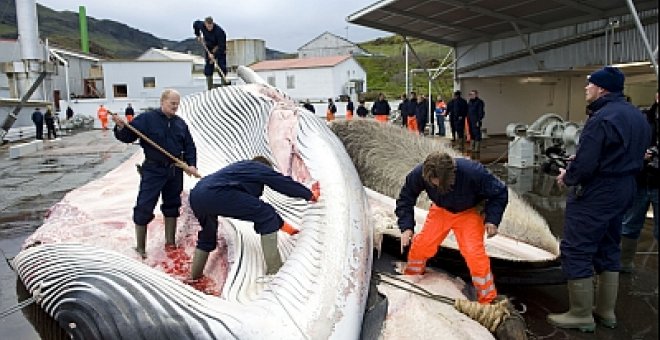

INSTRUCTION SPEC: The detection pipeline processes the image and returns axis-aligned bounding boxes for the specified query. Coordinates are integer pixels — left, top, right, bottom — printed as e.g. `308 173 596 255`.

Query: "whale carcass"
13 66 372 339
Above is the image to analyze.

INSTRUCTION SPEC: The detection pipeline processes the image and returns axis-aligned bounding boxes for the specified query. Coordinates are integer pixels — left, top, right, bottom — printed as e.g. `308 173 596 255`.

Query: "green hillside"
357 35 455 101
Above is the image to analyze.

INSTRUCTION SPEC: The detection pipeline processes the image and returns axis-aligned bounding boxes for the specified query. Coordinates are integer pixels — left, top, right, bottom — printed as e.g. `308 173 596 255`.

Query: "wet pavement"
0 130 657 339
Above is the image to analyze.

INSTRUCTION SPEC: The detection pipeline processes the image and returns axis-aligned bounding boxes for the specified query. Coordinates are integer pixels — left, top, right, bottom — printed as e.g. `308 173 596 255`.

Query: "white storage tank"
226 39 266 71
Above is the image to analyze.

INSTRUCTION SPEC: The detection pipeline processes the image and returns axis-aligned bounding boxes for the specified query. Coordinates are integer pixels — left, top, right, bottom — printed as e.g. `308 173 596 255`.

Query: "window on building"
286 75 295 89
113 84 128 98
267 76 276 87
143 77 156 88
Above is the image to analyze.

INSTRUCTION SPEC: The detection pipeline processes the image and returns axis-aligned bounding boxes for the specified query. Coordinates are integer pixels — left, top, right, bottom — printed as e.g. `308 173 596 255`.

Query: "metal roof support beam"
625 0 658 76
457 17 654 74
511 22 544 71
379 8 484 37
432 49 454 80
431 0 541 29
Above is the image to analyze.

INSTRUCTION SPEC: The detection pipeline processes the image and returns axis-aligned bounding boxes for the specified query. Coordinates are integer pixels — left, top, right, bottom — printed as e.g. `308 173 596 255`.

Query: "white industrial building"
227 39 266 72
249 55 367 102
298 32 369 58
349 0 658 135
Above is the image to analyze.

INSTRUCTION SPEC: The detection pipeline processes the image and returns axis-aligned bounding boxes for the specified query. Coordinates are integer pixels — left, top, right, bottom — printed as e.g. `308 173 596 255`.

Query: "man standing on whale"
189 156 320 279
193 16 227 89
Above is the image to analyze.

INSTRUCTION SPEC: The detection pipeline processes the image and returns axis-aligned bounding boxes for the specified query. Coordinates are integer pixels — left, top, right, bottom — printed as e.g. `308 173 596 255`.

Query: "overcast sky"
35 0 390 52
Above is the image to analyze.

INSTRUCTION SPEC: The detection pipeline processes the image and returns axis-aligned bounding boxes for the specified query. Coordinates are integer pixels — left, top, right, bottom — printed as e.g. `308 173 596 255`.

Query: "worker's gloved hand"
280 221 299 236
309 181 321 202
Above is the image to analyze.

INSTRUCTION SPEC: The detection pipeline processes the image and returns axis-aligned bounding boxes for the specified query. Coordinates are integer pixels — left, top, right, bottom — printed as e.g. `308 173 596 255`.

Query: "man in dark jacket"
404 91 418 132
620 90 659 272
446 91 468 147
356 100 368 118
44 106 57 140
415 94 429 135
31 107 43 140
548 67 650 332
189 156 320 279
467 90 485 153
398 93 408 127
371 93 391 123
193 16 227 89
124 103 135 123
111 89 200 257
396 151 507 304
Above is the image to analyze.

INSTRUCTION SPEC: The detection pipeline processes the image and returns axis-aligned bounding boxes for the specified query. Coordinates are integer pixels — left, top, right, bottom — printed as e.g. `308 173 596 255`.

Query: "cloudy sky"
36 0 391 52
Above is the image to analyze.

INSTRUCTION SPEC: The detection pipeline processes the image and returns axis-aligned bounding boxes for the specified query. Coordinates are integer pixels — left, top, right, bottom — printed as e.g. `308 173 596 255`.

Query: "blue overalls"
561 93 650 279
114 109 197 226
189 161 312 252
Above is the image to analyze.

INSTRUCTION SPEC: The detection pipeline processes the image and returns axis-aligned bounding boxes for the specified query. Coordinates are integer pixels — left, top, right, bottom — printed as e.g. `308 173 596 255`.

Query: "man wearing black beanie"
547 66 651 332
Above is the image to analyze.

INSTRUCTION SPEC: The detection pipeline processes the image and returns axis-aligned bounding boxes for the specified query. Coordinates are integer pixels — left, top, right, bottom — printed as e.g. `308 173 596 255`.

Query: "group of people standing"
31 106 58 140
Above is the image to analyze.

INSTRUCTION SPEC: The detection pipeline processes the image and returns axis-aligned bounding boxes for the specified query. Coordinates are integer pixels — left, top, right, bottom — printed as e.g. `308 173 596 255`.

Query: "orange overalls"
407 116 418 132
346 109 353 120
375 115 388 123
97 106 109 130
326 104 336 122
405 204 497 304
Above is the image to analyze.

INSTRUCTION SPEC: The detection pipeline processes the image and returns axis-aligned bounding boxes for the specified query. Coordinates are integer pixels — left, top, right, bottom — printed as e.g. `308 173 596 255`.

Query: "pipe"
405 38 409 95
49 49 71 108
625 0 658 76
79 6 89 53
16 0 40 60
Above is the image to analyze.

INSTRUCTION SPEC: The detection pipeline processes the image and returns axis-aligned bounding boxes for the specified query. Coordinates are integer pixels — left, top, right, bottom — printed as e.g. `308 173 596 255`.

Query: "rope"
0 296 37 320
374 271 520 333
454 298 510 332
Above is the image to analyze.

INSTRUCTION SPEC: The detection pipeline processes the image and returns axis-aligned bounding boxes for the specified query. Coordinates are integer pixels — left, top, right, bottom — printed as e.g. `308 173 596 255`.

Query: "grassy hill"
357 35 455 101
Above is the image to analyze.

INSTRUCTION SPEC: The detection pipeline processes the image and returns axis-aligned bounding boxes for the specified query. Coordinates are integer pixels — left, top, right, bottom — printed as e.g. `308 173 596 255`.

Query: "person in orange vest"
326 98 337 122
396 151 507 304
435 95 447 136
97 104 109 130
345 98 354 120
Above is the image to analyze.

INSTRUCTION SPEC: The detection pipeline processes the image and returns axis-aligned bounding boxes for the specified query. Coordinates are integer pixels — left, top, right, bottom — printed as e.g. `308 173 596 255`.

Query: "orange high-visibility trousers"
326 109 335 122
405 204 497 304
126 115 134 123
375 115 388 123
407 117 418 132
346 110 353 121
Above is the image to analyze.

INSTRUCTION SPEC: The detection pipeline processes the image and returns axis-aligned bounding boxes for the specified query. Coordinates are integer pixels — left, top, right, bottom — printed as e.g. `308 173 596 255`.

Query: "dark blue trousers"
203 49 227 77
190 187 283 252
560 176 636 279
133 163 183 226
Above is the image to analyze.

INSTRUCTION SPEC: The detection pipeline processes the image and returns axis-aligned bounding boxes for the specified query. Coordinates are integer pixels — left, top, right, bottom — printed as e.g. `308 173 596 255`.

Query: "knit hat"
587 66 625 92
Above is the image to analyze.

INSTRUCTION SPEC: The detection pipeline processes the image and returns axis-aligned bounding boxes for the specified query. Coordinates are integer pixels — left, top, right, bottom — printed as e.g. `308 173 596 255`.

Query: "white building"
298 32 369 59
138 48 205 73
249 55 367 102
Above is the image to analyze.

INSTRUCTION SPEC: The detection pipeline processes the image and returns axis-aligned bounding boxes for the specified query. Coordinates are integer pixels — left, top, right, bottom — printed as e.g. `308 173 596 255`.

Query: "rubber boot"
190 248 210 280
164 217 177 246
474 140 481 153
593 271 618 328
547 277 596 332
620 237 637 273
261 233 283 275
459 137 465 153
135 224 147 258
206 75 213 90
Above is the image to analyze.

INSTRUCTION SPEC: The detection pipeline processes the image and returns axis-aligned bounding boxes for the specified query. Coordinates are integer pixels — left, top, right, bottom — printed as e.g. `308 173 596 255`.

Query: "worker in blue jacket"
112 89 200 257
467 90 485 153
31 107 43 140
193 16 227 89
189 156 320 279
396 151 507 304
548 66 650 332
446 91 468 148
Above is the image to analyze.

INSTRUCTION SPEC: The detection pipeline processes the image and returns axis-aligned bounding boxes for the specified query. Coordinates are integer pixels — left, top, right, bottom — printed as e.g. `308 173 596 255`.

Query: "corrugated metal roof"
249 55 352 71
347 0 658 47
